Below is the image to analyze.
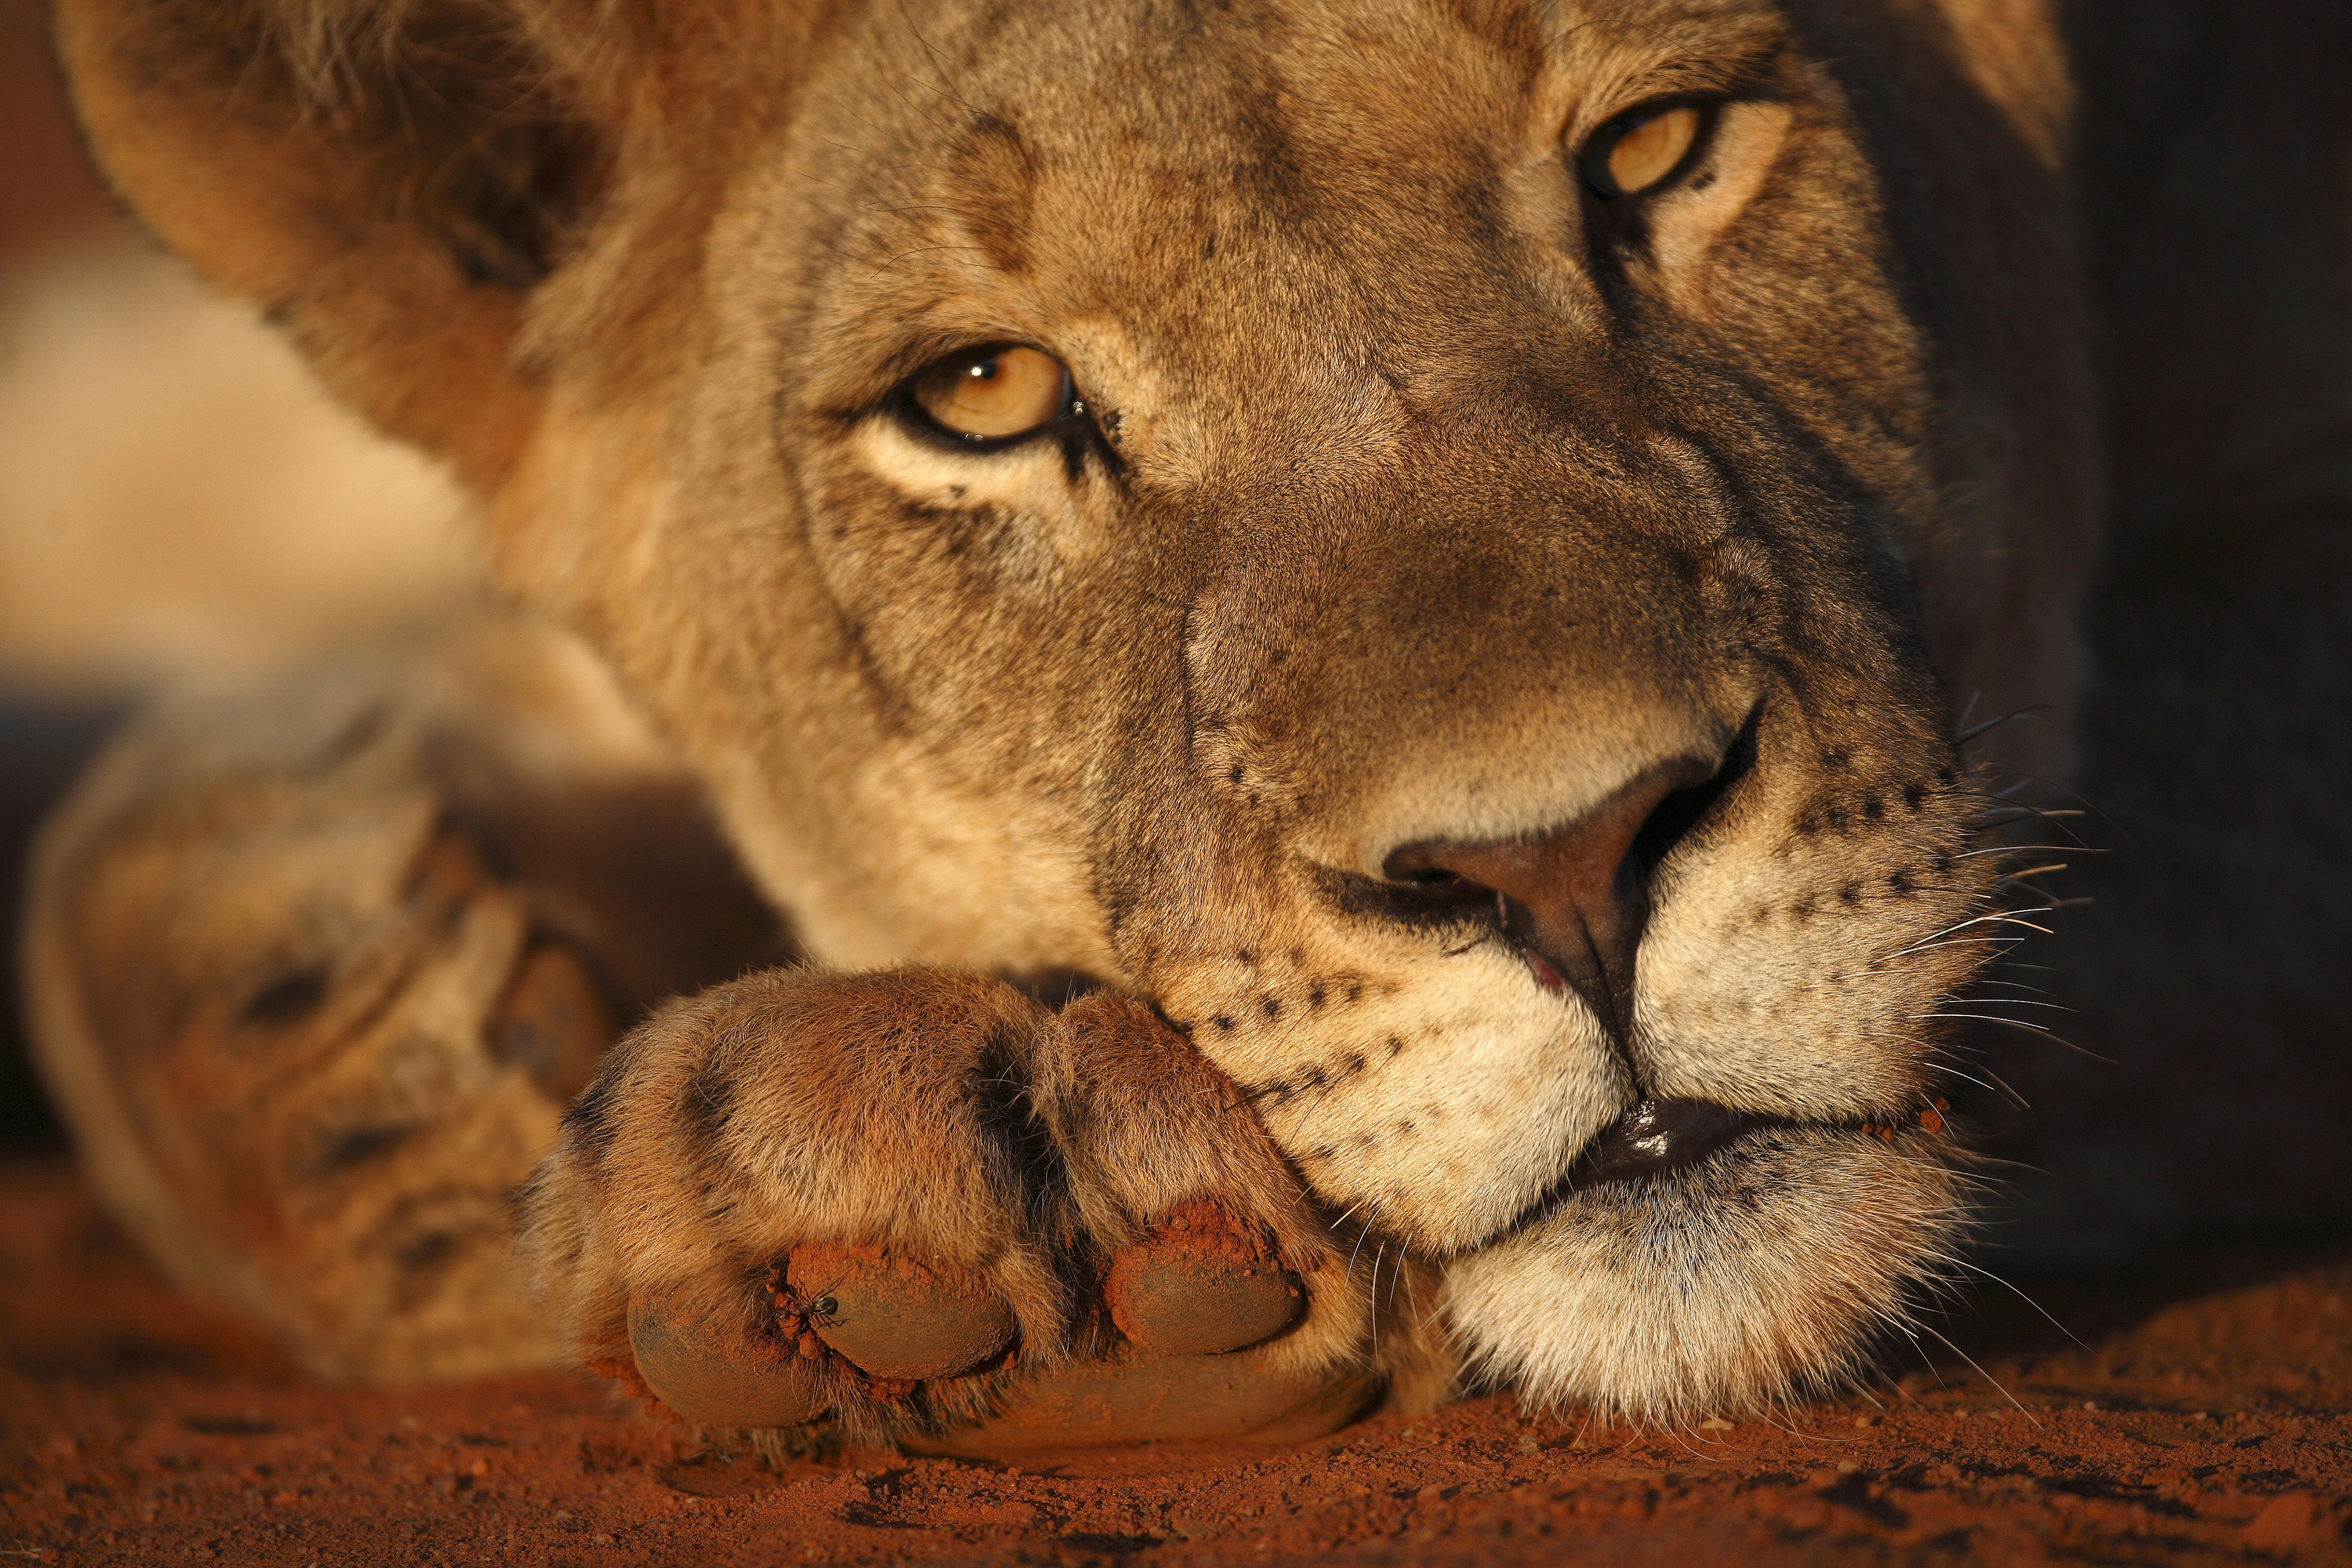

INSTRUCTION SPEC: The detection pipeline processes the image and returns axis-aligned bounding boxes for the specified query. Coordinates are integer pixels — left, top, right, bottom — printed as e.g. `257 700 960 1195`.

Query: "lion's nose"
1378 756 1723 1036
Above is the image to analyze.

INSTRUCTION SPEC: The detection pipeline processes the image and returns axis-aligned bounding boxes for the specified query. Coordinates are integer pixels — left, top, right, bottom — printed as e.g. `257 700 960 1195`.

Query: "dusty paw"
1105 1203 1305 1357
21 616 782 1385
782 1245 1018 1381
627 1286 827 1428
523 968 1425 1450
522 966 1077 1442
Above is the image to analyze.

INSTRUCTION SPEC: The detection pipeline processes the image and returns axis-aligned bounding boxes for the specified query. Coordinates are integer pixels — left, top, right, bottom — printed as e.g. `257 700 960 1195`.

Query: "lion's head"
62 0 2096 1415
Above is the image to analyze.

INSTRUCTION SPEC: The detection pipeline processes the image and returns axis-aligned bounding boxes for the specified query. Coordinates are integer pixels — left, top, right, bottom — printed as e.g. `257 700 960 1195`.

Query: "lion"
21 0 2349 1451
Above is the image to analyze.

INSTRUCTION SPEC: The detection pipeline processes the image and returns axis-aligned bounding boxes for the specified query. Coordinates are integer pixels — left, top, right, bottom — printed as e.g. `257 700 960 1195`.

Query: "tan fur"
29 0 2242 1439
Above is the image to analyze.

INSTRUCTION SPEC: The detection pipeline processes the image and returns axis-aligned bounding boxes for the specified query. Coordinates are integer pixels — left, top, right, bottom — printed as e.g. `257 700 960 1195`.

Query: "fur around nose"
1382 758 1711 1034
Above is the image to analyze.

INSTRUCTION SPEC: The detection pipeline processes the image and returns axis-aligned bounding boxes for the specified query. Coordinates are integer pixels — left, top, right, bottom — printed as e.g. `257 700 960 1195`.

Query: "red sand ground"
3 1157 2347 1566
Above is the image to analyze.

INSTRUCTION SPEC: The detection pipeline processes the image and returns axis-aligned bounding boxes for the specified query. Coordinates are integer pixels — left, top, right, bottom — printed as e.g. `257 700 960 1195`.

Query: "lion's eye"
1584 103 1707 199
909 345 1073 442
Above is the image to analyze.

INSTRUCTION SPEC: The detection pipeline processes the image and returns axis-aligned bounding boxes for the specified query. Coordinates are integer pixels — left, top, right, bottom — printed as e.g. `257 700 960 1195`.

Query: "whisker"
1932 1255 2087 1349
1953 844 2096 861
1911 1322 2039 1425
1924 1011 2105 1060
1955 706 2049 744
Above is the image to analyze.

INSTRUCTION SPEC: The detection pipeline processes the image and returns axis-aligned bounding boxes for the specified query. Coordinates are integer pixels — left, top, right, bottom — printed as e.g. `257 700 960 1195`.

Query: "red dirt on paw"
1105 1203 1302 1356
786 1242 1017 1381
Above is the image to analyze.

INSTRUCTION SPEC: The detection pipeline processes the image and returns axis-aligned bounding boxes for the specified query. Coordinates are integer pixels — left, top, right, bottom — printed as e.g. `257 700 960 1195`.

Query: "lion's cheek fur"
482 361 1127 977
1158 942 1634 1254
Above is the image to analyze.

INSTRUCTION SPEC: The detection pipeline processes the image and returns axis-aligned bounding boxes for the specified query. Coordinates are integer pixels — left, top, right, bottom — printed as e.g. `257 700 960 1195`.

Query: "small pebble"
1853 1414 1878 1428
1699 1417 1733 1432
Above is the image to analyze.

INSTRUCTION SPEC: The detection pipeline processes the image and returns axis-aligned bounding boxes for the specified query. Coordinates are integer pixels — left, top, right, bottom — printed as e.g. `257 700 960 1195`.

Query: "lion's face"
66 0 2092 1414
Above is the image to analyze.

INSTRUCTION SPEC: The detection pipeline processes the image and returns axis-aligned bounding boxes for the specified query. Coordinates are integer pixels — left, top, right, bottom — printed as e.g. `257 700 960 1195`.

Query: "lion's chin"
1439 1127 1963 1422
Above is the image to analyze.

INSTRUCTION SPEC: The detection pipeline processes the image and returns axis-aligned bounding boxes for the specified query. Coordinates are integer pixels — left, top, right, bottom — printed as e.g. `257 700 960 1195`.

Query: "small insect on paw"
622 1247 1022 1432
780 1243 1019 1381
1105 1202 1305 1357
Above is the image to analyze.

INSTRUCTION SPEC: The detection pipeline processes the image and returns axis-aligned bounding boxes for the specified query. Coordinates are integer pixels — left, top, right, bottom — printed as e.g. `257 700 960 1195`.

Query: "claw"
626 1287 827 1428
1105 1203 1305 1356
786 1244 1018 1381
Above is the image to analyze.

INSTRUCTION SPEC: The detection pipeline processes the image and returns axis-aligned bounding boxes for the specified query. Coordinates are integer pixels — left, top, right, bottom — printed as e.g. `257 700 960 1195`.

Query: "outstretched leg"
27 609 1449 1436
23 612 779 1381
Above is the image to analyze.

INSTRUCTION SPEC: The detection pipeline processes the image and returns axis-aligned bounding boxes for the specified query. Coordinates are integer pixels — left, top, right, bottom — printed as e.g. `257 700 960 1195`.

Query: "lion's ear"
58 0 623 488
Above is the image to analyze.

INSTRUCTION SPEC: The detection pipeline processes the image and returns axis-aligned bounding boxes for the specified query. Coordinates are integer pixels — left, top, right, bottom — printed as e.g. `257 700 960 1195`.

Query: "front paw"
522 970 1424 1449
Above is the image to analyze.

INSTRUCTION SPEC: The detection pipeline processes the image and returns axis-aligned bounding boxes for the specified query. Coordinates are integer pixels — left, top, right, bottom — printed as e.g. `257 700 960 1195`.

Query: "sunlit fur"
1444 1129 1968 1420
31 0 2100 1427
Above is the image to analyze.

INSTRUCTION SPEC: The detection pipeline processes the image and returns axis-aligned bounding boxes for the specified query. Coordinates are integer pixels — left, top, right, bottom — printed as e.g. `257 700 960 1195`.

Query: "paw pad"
626 1287 826 1429
782 1244 1018 1381
1105 1202 1305 1356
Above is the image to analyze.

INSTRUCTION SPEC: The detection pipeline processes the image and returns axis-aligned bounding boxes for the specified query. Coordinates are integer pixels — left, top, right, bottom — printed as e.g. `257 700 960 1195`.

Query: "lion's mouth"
1496 1093 1955 1243
1568 1097 1759 1185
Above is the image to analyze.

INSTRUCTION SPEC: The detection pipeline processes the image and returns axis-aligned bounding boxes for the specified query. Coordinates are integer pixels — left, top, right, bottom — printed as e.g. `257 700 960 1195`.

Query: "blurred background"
1 0 105 1150
0 0 477 1149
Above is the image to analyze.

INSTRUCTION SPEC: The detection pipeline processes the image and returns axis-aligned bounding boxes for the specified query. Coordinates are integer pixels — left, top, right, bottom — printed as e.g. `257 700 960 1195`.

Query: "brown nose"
1381 758 1717 1035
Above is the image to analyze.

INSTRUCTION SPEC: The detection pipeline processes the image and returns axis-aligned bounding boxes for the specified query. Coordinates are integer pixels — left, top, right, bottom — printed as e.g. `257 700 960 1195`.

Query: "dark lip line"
1548 1097 1770 1200
1494 1094 1955 1240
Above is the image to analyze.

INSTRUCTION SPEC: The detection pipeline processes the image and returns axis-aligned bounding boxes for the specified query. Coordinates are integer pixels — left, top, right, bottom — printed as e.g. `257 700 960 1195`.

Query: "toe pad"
1106 1203 1305 1356
787 1244 1018 1381
626 1287 827 1428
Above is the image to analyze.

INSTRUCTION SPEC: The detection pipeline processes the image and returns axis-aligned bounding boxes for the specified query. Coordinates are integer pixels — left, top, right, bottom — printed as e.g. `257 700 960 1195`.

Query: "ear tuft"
268 1 607 292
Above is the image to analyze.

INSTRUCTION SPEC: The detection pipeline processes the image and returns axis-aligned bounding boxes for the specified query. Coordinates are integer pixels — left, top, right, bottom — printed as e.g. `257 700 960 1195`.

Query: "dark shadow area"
0 697 127 1150
1947 1227 2352 1367
1969 0 2352 1267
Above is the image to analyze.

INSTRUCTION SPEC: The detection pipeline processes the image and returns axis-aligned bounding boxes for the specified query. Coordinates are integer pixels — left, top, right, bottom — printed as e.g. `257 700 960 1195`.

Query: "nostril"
1364 721 1757 1033
1348 865 1501 927
1623 706 1760 885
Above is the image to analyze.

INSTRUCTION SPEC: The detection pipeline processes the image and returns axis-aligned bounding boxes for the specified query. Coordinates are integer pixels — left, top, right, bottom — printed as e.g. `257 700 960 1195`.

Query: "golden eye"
1584 103 1705 199
910 345 1072 441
